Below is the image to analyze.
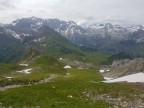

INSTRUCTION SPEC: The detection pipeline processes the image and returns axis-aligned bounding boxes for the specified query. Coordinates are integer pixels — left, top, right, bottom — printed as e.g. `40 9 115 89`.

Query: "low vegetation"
0 56 144 108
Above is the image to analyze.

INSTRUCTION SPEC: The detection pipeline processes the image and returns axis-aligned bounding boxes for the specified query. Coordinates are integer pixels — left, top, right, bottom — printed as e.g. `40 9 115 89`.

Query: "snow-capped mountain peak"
2 17 144 47
127 25 144 33
105 23 113 29
11 19 20 26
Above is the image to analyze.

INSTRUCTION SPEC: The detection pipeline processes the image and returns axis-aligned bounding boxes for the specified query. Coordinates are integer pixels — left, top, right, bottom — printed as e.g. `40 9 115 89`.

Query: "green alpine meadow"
0 0 144 108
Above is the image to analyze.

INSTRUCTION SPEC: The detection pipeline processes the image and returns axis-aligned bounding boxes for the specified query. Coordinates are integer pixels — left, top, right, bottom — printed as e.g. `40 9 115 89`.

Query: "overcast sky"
0 0 144 25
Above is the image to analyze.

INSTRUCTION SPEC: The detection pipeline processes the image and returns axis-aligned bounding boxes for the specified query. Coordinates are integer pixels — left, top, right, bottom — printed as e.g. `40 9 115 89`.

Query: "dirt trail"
0 85 21 91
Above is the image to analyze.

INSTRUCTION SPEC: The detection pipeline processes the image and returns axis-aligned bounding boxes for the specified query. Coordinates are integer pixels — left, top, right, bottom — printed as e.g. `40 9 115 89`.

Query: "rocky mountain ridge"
3 17 144 44
1 17 144 61
103 58 144 78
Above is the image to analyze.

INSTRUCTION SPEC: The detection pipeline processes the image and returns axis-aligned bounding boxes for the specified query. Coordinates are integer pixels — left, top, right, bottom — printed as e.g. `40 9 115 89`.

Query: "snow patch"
127 25 144 33
19 64 28 66
88 24 105 29
17 69 32 74
106 69 110 72
31 17 37 21
33 37 45 42
99 68 110 73
67 95 73 98
99 70 105 73
103 73 144 83
36 22 43 26
64 65 71 69
104 77 113 81
5 77 12 79
11 21 18 26
5 29 21 40
21 33 31 37
43 44 46 47
32 28 38 32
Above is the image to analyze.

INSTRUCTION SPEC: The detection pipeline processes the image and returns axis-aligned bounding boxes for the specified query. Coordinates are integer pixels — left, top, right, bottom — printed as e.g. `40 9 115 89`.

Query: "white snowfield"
17 69 32 74
103 72 144 83
104 77 113 81
99 70 105 73
19 64 28 66
64 65 71 69
99 69 110 73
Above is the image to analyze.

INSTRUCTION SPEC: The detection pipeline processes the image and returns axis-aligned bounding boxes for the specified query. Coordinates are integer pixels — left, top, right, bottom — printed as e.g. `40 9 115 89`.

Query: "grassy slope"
0 69 143 108
0 55 109 108
36 26 111 65
39 26 84 60
0 55 66 86
0 68 111 108
0 56 144 107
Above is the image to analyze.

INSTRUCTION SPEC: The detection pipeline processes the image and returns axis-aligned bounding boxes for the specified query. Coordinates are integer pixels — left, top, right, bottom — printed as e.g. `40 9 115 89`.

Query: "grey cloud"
0 0 19 10
0 0 144 25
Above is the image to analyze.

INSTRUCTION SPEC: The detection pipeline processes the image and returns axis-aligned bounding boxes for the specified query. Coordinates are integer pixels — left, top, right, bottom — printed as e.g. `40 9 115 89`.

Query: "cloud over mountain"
0 0 144 25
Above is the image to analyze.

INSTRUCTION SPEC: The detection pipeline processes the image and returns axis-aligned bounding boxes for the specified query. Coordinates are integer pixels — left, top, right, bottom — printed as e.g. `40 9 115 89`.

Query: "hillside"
35 25 84 60
103 58 144 78
0 27 24 63
0 54 144 108
2 17 144 64
0 27 144 107
3 17 144 59
0 23 112 65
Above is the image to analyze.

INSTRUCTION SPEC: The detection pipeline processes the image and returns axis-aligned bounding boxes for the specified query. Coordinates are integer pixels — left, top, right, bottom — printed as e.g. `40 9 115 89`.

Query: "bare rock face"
103 58 144 78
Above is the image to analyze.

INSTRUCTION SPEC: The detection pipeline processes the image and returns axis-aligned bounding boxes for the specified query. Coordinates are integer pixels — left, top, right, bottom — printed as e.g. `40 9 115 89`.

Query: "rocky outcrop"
103 58 144 78
83 90 144 108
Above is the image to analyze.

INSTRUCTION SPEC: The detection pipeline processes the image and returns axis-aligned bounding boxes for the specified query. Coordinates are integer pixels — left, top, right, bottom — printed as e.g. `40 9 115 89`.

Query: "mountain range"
5 17 144 43
1 16 144 62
